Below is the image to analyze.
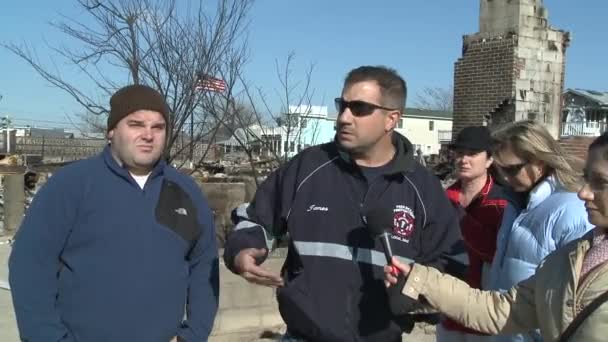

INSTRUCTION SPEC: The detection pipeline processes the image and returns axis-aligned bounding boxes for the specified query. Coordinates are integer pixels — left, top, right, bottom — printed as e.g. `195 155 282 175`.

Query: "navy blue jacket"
9 146 219 342
224 133 461 342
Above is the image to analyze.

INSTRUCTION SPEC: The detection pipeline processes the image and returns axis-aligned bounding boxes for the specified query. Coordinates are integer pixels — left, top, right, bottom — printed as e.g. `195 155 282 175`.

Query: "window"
290 142 295 152
429 121 434 131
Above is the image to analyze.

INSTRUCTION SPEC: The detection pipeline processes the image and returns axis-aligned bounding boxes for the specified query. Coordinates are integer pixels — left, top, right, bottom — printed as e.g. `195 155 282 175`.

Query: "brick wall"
559 136 594 168
452 34 518 136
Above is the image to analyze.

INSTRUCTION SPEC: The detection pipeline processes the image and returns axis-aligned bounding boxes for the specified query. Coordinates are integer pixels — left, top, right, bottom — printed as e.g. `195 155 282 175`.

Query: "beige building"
395 108 452 156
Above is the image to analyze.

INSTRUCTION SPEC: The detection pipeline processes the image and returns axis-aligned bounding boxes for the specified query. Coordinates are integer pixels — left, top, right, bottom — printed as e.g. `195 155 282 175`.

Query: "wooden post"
4 173 25 234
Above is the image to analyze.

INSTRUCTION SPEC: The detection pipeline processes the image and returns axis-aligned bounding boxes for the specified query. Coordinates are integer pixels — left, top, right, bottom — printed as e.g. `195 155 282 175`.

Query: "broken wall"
453 0 569 138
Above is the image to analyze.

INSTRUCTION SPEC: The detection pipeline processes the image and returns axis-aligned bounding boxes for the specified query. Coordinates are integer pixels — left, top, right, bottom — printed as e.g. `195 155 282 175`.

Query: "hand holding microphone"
384 256 412 286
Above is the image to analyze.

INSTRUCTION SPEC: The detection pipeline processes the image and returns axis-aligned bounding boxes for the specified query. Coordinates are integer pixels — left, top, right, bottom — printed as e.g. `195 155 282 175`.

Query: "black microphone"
364 206 399 275
365 206 417 316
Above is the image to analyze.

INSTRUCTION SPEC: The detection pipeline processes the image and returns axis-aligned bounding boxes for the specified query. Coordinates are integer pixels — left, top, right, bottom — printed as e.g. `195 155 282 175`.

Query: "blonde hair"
492 120 581 192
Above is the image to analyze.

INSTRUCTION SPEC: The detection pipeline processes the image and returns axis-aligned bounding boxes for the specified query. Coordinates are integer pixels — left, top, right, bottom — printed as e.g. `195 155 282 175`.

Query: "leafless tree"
414 86 453 112
198 51 321 184
74 111 107 136
248 52 317 163
4 0 253 168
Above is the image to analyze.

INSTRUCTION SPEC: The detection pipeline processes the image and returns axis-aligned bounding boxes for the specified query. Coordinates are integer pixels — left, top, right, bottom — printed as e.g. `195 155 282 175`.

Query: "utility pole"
189 112 194 169
0 95 11 154
0 95 5 154
5 115 11 154
0 115 12 155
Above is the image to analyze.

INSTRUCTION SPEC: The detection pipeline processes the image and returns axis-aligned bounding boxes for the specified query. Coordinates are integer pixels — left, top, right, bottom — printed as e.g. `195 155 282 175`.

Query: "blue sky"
0 0 606 128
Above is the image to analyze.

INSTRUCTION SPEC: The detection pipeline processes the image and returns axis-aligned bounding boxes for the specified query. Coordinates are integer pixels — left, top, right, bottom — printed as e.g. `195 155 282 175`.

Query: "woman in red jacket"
439 126 508 342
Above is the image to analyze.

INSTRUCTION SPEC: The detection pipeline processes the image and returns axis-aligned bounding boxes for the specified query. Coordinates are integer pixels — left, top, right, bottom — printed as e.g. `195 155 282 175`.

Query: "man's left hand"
170 337 177 342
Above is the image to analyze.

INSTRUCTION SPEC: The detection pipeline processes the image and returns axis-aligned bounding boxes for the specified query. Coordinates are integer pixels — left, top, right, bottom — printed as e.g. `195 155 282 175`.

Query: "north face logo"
174 208 188 216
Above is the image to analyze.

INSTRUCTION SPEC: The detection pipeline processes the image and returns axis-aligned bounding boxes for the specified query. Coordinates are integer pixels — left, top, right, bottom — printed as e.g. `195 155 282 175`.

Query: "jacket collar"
527 175 559 210
446 174 494 203
569 230 595 284
103 144 166 184
334 132 416 176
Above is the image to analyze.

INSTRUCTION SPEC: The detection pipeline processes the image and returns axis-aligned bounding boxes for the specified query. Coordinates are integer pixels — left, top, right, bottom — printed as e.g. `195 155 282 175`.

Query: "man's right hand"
233 248 284 288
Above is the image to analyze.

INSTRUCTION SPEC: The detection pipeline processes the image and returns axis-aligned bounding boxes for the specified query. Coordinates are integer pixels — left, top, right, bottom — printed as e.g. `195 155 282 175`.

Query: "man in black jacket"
224 66 461 342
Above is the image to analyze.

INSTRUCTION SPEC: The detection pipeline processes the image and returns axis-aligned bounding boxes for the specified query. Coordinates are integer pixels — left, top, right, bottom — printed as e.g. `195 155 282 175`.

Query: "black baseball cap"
449 126 494 152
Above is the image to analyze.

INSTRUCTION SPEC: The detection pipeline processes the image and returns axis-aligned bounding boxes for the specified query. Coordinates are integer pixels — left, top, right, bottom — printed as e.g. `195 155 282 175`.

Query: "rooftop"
566 89 608 106
404 108 452 120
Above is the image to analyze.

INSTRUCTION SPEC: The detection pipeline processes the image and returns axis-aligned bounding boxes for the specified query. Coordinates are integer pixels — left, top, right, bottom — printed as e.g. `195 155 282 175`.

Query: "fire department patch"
392 205 415 242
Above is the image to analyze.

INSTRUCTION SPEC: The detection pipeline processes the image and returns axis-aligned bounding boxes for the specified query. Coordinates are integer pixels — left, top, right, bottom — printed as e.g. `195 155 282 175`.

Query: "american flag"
195 73 227 93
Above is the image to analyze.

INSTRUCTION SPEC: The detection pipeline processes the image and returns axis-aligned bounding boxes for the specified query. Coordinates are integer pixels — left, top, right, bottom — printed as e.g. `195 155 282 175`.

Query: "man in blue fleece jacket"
9 85 219 342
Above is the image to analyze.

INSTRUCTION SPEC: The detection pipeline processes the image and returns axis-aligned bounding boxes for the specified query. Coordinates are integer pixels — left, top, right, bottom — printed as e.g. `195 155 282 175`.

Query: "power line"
11 117 75 125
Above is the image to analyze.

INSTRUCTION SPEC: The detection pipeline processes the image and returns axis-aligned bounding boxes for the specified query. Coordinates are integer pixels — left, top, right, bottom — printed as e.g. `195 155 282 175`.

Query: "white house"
220 106 452 159
217 105 336 159
271 105 336 158
561 89 608 137
395 108 453 156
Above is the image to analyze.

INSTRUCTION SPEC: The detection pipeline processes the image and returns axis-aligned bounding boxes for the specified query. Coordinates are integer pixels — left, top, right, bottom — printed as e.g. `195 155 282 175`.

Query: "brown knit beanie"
107 84 170 132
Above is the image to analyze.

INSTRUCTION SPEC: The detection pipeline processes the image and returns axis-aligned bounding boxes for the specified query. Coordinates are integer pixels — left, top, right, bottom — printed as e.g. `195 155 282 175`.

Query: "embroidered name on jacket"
307 204 329 212
391 205 415 243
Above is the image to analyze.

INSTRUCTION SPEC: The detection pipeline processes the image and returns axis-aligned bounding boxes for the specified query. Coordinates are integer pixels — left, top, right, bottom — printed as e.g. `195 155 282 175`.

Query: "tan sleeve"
401 264 539 335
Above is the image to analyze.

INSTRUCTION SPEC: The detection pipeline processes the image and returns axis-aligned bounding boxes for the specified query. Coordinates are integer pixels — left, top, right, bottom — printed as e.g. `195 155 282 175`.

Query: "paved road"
209 326 436 342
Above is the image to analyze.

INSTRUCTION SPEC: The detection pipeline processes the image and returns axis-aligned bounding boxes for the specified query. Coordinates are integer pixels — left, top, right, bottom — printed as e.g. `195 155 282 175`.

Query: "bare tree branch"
414 86 453 111
3 0 254 171
206 52 320 176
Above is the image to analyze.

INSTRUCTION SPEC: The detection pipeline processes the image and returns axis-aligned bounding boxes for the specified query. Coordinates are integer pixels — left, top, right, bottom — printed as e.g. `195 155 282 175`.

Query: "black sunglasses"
497 162 527 177
334 98 398 117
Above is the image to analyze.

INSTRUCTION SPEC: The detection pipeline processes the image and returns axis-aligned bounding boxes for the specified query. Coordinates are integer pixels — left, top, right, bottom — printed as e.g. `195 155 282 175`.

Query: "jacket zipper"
360 177 382 211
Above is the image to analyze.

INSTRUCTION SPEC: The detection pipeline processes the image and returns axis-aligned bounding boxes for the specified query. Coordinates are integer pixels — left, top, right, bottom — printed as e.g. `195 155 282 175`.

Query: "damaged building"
453 0 569 138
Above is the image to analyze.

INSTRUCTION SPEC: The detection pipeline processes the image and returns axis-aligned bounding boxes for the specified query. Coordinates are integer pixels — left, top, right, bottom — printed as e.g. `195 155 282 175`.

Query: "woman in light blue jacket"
487 120 593 342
